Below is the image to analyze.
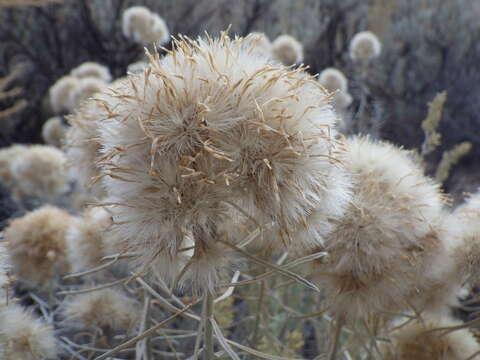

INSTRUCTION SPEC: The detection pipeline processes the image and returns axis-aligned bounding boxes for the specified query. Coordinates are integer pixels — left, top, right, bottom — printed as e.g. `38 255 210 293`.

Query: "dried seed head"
243 32 273 58
127 61 149 75
318 68 348 93
49 75 80 114
0 305 57 360
349 31 382 61
122 6 169 46
272 34 303 65
310 136 447 320
70 62 112 83
62 288 138 332
65 80 127 198
5 205 72 289
42 116 68 148
334 91 353 109
66 206 113 274
381 314 480 360
0 144 28 187
446 191 480 284
72 33 347 292
10 145 68 199
68 77 107 110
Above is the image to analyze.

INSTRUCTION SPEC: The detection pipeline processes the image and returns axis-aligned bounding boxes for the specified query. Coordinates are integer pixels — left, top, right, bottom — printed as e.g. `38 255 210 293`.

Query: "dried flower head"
144 13 170 45
127 61 149 75
62 288 138 332
0 305 57 360
5 205 72 289
349 30 382 61
381 314 480 360
66 206 112 273
68 77 106 110
334 91 353 109
272 34 304 65
65 79 129 198
318 68 348 93
243 32 273 58
70 61 112 83
122 6 169 46
49 75 80 114
74 33 349 292
10 145 68 199
310 136 447 319
42 116 68 148
0 144 28 187
446 191 480 285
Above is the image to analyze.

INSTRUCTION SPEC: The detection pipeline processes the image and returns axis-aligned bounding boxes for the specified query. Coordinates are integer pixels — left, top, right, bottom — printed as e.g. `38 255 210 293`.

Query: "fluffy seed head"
5 205 72 289
318 68 348 93
381 315 480 360
127 61 149 74
10 145 68 199
66 206 112 274
77 33 349 292
272 34 304 65
70 62 112 83
68 77 106 110
122 6 170 46
62 289 138 332
310 136 447 320
446 191 480 285
42 116 68 148
0 305 57 360
334 91 353 109
349 30 382 61
0 144 28 187
243 32 273 58
49 75 80 114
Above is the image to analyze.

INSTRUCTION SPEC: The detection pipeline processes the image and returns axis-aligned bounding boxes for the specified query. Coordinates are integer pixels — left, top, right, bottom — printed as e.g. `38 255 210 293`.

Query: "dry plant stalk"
0 66 26 119
435 141 473 184
421 91 447 157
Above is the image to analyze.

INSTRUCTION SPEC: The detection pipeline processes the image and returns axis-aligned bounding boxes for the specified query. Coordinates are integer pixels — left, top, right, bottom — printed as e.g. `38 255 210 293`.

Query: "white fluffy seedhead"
243 32 273 59
122 6 170 46
66 206 112 274
62 288 138 332
0 305 57 360
65 79 129 199
445 191 480 285
309 136 448 320
127 60 149 75
381 314 480 360
334 91 353 109
68 77 106 111
49 75 80 114
5 205 72 289
0 144 28 187
10 145 68 199
349 30 382 61
70 62 112 83
318 68 348 93
77 33 349 292
42 116 68 148
272 34 304 65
